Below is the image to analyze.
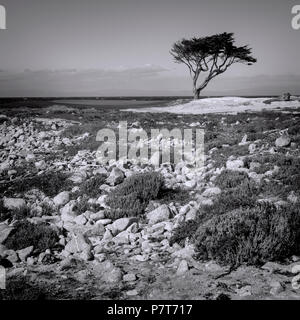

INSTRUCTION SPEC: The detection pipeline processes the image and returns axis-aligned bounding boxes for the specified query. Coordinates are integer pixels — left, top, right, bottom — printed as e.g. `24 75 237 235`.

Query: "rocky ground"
0 100 300 300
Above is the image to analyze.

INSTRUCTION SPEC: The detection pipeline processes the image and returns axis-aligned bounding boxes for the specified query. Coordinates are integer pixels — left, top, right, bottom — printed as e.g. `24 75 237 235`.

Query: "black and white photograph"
0 0 300 304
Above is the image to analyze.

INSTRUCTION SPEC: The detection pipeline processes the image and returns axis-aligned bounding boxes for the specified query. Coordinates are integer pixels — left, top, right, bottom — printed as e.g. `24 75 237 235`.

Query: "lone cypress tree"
170 32 257 99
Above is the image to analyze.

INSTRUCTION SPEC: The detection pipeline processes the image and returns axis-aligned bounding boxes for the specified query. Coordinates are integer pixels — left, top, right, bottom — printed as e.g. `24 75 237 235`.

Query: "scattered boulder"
226 159 244 170
184 180 197 189
185 208 197 221
275 135 291 148
5 250 19 264
106 167 125 185
17 246 34 262
69 171 87 184
292 274 300 290
53 191 70 207
96 260 123 283
0 224 14 244
109 217 138 236
60 200 77 222
146 205 171 224
270 280 285 295
123 273 137 282
248 143 257 154
291 265 300 274
202 187 221 197
65 233 92 260
3 197 26 210
35 160 47 170
177 259 189 275
239 134 248 146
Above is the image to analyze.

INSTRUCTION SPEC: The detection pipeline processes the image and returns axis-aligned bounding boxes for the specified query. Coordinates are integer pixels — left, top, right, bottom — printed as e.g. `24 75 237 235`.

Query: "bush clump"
105 172 164 219
81 174 107 198
0 277 49 300
170 220 199 246
5 171 71 197
0 200 32 222
193 202 300 266
4 220 59 253
215 170 250 189
202 177 260 221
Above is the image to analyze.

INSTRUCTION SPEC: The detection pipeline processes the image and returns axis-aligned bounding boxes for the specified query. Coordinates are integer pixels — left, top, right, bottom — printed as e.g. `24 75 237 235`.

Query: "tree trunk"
193 88 200 99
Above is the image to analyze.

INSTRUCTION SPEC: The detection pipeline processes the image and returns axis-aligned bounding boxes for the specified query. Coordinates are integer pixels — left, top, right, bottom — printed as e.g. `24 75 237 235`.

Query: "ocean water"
0 95 278 110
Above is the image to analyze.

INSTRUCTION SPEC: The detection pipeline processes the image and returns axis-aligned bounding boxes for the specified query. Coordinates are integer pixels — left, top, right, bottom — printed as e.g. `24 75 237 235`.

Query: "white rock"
248 143 257 154
90 211 105 221
202 187 221 197
185 208 197 221
113 231 130 245
146 204 171 224
110 217 138 236
0 224 14 244
93 167 108 176
291 265 300 274
292 274 300 290
25 154 35 162
275 135 291 148
184 180 197 189
226 159 244 170
69 171 87 184
96 219 112 226
106 167 125 186
171 244 195 260
123 273 137 282
35 160 47 170
74 214 87 225
65 234 92 256
0 161 10 173
270 280 285 295
177 259 189 275
239 134 248 145
3 197 26 210
126 289 138 296
103 267 123 283
17 246 34 262
97 194 108 207
53 191 70 207
60 200 77 222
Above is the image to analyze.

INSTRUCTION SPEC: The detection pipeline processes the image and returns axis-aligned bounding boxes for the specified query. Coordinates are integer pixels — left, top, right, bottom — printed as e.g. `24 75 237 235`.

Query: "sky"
0 0 299 97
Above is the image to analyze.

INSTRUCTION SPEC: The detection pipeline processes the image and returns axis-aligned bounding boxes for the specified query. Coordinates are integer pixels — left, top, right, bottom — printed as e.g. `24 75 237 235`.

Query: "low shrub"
0 200 32 222
210 145 249 168
0 277 49 300
0 199 10 222
170 220 199 246
105 172 164 219
156 187 191 205
4 220 59 253
81 174 107 198
215 170 250 189
273 157 300 193
73 195 102 214
4 171 71 197
193 202 300 266
201 178 260 222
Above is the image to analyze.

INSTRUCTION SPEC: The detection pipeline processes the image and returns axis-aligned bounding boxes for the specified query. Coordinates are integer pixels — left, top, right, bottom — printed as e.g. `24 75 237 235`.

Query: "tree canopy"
170 32 257 99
